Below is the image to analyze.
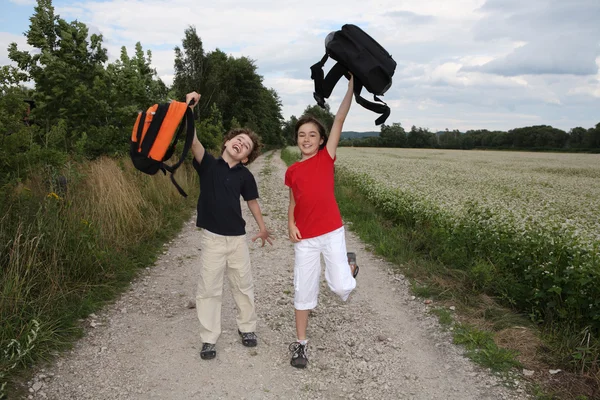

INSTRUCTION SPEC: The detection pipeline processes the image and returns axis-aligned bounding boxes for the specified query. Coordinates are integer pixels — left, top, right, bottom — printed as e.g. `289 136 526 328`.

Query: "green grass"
0 157 198 398
453 323 522 372
430 307 453 326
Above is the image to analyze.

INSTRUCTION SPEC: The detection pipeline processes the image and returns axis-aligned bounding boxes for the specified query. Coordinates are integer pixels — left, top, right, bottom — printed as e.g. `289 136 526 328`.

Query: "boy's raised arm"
326 75 354 159
186 92 204 164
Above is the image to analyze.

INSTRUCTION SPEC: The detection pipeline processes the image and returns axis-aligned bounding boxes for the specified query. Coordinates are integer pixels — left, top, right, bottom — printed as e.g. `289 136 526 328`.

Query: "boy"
186 92 274 360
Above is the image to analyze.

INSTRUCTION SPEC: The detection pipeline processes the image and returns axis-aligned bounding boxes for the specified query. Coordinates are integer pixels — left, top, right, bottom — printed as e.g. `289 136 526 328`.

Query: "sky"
1 0 599 133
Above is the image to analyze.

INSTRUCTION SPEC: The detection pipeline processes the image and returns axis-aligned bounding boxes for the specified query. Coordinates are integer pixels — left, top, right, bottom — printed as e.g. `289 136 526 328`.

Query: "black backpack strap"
161 164 188 197
140 104 169 156
162 107 195 197
353 79 391 125
310 54 329 107
321 63 349 102
310 54 352 109
130 111 147 156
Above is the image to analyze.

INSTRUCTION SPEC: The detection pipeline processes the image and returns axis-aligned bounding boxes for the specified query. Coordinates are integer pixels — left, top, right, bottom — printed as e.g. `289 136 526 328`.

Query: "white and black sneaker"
289 342 308 369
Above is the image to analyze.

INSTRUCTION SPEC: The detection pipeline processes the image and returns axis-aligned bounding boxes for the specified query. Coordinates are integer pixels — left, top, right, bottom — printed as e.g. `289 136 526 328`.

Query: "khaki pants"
196 229 257 344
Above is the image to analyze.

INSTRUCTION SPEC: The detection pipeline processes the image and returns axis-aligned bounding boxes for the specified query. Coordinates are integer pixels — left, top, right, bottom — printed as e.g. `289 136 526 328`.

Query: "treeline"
0 0 285 188
338 122 600 151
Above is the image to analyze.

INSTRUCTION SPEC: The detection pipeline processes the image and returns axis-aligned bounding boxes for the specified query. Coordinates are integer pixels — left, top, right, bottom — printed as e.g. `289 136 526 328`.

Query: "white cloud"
1 0 599 132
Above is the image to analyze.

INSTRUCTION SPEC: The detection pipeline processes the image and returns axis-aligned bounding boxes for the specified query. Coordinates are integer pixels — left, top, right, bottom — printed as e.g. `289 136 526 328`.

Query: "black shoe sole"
200 351 216 360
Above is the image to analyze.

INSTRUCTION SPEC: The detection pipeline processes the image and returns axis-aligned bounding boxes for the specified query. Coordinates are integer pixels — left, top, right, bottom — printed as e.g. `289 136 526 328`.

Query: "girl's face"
297 122 324 159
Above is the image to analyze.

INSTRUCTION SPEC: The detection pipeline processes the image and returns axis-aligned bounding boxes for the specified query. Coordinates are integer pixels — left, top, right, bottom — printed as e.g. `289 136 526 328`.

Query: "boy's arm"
185 92 204 164
288 188 302 242
191 135 205 164
326 74 354 159
247 199 274 247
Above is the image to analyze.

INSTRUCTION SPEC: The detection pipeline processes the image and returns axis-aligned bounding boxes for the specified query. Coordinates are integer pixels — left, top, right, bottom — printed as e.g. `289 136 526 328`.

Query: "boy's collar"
217 156 244 169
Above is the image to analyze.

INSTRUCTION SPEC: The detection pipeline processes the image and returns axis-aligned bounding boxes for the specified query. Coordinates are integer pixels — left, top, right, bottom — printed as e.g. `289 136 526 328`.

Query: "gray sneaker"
347 252 359 278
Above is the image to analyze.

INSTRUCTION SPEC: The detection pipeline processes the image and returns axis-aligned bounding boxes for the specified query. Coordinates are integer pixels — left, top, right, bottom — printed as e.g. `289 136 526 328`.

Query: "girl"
284 75 359 369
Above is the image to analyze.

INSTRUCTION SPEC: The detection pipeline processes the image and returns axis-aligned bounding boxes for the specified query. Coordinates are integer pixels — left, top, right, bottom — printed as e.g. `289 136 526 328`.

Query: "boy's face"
297 122 323 159
224 133 254 164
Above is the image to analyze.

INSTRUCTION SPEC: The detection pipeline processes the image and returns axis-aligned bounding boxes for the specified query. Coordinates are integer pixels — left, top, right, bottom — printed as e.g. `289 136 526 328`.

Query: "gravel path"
24 151 529 399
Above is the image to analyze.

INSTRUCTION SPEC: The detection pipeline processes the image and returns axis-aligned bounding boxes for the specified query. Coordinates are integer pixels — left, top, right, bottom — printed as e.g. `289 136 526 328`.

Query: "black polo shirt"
193 152 259 236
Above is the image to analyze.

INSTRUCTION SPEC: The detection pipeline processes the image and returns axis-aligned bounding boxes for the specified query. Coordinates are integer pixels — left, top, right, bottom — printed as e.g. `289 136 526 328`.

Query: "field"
332 148 600 337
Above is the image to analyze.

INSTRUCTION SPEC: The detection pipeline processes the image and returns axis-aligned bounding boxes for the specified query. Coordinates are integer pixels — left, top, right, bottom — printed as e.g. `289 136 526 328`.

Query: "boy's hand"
186 92 201 108
288 224 302 243
252 229 274 247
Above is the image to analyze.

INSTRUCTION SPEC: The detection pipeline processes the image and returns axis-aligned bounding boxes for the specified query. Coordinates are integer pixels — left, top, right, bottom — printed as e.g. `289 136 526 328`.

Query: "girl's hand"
288 224 302 243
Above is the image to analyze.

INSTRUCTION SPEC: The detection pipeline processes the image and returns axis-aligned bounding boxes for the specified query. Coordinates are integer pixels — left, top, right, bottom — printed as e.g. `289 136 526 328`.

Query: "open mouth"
233 144 241 153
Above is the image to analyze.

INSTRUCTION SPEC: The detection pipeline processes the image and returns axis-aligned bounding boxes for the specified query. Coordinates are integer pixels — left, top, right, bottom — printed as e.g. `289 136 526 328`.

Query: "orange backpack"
130 101 194 197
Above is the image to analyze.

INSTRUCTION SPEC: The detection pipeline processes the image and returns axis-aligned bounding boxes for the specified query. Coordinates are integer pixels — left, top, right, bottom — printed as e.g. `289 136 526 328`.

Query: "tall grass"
0 157 197 397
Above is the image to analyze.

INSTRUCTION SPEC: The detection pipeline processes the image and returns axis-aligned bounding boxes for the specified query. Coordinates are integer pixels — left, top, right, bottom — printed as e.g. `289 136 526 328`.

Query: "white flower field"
332 147 600 332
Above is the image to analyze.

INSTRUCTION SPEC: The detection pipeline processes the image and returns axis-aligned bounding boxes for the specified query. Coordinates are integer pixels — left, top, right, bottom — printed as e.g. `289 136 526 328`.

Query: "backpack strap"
310 54 329 107
130 110 147 157
161 106 195 197
310 55 351 108
140 103 170 156
311 56 389 124
353 79 391 125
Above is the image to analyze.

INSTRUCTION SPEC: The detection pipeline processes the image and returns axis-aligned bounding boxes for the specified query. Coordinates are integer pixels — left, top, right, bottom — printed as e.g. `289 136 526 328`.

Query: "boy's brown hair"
294 115 328 150
221 128 263 165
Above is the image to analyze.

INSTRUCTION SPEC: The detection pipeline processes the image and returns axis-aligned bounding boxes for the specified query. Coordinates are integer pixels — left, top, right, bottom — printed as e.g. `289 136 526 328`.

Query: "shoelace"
288 342 307 358
242 332 257 340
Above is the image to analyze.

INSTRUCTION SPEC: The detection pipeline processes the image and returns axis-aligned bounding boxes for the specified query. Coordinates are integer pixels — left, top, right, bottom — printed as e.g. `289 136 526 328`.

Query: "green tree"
282 115 299 145
438 129 461 149
407 125 436 148
568 127 587 148
197 103 224 151
301 104 335 132
379 123 407 147
172 26 207 115
8 0 109 152
583 123 600 149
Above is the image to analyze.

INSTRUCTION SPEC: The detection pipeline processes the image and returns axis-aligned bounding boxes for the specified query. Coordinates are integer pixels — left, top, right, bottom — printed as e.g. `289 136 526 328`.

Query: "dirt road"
24 151 528 400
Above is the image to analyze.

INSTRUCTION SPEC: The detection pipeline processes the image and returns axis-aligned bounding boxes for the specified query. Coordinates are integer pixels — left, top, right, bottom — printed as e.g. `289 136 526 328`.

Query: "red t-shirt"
284 149 343 239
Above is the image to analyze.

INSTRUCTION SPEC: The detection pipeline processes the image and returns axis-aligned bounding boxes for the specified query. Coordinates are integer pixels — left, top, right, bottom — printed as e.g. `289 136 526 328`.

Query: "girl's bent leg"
323 227 356 301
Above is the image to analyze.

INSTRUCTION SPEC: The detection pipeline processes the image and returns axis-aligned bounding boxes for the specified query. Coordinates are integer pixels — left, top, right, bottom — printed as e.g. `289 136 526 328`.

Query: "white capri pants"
294 226 356 310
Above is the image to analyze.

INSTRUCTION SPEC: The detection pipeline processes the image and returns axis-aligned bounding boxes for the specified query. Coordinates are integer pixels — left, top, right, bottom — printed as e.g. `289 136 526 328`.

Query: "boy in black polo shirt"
186 92 274 360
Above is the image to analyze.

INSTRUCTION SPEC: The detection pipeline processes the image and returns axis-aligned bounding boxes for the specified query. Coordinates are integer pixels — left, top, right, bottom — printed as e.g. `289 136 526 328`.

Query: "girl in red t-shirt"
284 75 359 369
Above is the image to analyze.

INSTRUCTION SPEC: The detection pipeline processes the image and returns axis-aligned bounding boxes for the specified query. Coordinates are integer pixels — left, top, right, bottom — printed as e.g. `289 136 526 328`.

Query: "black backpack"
310 24 397 125
130 100 195 197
